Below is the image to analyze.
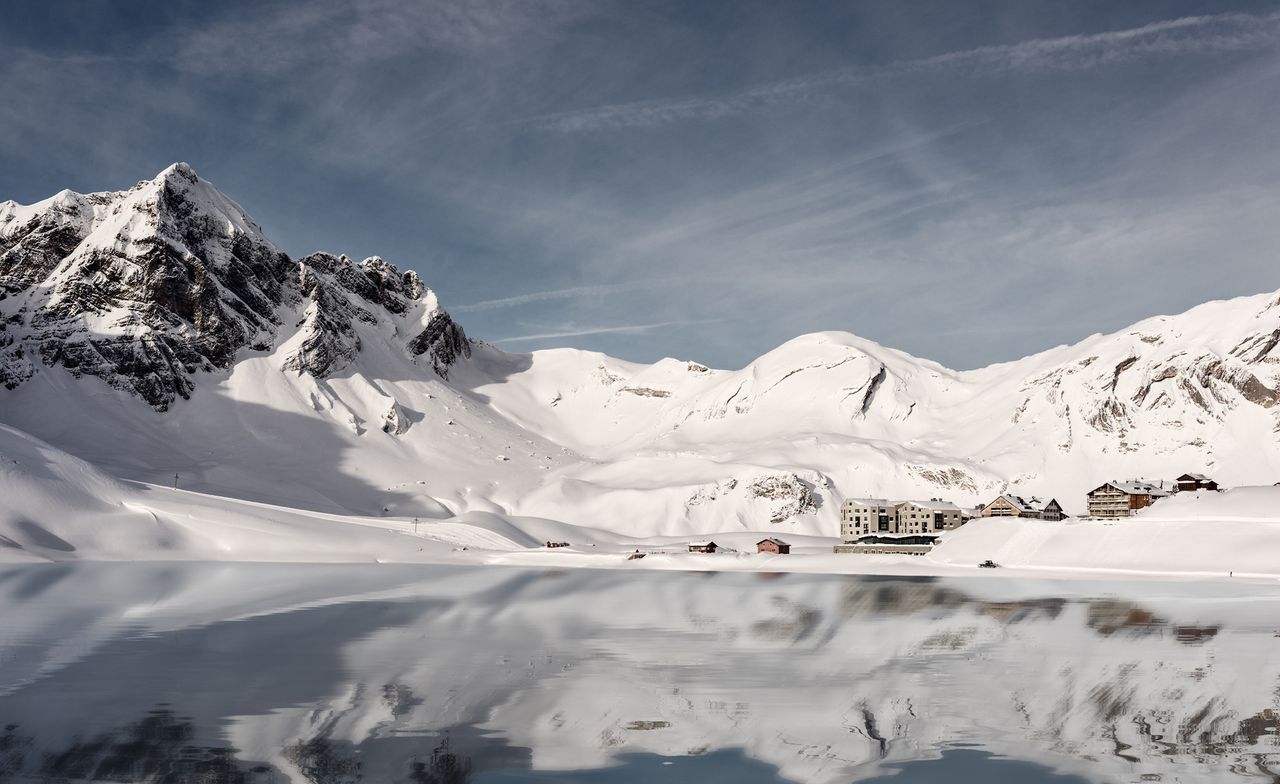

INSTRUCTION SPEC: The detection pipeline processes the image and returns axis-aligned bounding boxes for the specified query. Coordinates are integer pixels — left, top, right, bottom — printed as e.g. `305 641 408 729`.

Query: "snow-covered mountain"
0 163 468 409
1 164 1277 540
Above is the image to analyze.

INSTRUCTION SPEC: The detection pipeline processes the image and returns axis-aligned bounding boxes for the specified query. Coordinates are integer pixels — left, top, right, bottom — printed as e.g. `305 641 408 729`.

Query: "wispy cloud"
494 319 720 344
524 11 1280 132
175 0 588 75
452 278 681 312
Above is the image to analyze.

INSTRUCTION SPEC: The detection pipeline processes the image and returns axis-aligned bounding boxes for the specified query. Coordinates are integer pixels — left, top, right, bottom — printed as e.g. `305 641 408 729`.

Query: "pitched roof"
985 494 1038 514
757 537 790 545
844 497 890 507
1178 472 1212 482
1094 480 1172 497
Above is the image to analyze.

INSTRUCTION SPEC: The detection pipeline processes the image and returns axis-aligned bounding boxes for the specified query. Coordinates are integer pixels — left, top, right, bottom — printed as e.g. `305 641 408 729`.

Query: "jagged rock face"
406 309 471 378
0 164 469 409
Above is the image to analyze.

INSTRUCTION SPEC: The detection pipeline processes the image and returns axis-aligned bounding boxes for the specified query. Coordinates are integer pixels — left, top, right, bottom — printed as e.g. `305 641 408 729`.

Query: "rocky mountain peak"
0 165 468 410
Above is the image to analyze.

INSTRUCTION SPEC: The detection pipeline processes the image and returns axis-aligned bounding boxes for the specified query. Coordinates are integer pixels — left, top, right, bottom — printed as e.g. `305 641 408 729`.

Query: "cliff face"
0 164 467 410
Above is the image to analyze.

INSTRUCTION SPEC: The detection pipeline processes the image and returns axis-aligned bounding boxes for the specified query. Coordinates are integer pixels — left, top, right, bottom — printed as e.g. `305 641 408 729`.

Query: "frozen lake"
2 563 1278 782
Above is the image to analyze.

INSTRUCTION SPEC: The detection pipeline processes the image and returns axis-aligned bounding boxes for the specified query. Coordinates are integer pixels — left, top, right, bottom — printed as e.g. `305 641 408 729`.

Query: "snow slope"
0 421 505 564
2 164 1279 553
930 487 1280 578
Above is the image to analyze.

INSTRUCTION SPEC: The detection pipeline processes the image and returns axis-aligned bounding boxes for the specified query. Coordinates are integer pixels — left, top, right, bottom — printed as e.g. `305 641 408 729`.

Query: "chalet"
545 541 570 548
981 494 1040 518
1027 497 1067 521
1086 480 1171 518
1176 473 1219 493
688 541 719 554
757 537 791 555
895 499 965 533
1040 498 1067 521
840 498 895 539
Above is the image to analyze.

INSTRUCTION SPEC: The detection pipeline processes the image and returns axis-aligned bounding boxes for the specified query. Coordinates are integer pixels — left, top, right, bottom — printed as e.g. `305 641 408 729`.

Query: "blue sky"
3 1 1279 369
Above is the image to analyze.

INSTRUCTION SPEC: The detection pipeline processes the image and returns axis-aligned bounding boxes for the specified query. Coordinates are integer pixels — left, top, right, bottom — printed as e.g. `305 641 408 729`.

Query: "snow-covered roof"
688 540 717 547
986 494 1038 514
899 499 962 512
844 497 890 507
757 537 790 545
1097 481 1172 497
1178 472 1212 482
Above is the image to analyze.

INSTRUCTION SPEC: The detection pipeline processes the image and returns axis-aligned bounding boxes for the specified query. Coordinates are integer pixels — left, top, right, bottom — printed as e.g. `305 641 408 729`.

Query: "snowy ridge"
2 164 1279 552
0 163 468 408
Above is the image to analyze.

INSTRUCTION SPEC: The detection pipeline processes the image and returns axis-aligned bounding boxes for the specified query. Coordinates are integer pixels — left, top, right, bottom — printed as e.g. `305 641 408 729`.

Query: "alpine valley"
1 164 1278 565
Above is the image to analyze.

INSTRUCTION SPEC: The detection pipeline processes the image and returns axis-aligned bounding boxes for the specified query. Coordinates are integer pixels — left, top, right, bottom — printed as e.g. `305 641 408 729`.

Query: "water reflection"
1 563 1279 783
856 748 1091 783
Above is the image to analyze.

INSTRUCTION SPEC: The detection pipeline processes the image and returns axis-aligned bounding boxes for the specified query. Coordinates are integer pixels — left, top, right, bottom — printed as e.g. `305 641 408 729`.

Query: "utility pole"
413 517 419 535
172 473 179 490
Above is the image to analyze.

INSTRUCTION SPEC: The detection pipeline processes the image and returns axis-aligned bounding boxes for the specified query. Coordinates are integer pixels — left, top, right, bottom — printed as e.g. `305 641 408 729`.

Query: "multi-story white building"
840 498 894 540
895 500 965 534
840 498 965 541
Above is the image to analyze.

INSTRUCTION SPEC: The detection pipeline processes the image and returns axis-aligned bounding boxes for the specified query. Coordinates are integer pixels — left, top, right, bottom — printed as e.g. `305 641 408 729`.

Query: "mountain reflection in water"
2 563 1278 783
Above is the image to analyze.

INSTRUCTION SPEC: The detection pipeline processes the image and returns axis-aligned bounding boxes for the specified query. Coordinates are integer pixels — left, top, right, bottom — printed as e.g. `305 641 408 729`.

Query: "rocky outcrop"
0 164 469 409
381 401 411 435
407 310 471 379
749 473 820 524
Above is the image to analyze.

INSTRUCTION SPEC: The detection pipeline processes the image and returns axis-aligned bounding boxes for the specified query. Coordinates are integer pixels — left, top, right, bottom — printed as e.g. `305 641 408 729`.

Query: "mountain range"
1 164 1277 539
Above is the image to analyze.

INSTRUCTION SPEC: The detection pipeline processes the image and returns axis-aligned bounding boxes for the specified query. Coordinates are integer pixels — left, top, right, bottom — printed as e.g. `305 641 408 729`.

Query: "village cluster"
824 472 1221 556
657 472 1224 558
539 473 1228 558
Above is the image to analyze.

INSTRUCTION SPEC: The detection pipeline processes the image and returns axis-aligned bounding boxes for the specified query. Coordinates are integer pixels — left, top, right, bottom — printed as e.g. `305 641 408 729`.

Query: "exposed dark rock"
1109 356 1137 392
749 473 819 523
408 310 471 379
1086 397 1130 433
859 364 888 416
0 165 471 409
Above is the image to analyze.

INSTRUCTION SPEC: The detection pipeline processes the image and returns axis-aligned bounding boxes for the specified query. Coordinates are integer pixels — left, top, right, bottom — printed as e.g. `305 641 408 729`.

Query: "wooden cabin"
688 541 719 554
1176 473 1219 493
756 538 791 555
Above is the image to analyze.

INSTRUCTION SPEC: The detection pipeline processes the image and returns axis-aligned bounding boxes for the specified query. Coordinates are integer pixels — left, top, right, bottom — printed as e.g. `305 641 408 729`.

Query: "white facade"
840 497 964 541
895 500 965 534
840 498 894 540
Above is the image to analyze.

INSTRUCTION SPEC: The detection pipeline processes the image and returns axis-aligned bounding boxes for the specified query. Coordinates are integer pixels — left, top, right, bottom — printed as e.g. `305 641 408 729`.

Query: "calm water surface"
1 563 1278 783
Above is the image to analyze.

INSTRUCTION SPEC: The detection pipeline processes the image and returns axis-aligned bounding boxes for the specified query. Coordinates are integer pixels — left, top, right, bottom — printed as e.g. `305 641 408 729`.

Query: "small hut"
756 538 791 555
688 541 718 554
